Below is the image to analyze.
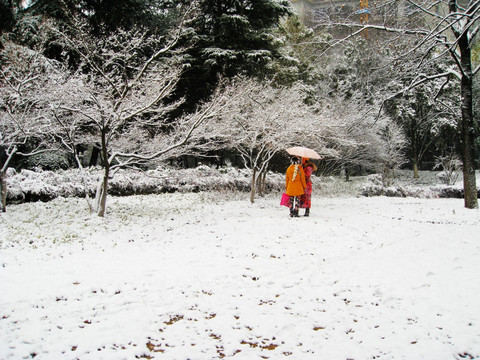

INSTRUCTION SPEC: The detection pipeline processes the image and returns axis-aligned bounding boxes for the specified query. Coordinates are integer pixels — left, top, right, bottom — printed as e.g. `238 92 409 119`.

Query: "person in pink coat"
299 157 317 217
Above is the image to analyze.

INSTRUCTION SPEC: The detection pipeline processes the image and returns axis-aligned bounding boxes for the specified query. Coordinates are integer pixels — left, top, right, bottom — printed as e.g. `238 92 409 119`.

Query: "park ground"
1 186 479 359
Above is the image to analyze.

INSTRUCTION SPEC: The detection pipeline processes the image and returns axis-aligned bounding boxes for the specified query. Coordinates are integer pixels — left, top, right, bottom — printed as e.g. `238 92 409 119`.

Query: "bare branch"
133 4 193 84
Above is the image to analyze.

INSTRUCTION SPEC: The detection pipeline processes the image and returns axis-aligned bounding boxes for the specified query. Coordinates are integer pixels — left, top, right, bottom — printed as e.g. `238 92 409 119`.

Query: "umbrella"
286 146 322 159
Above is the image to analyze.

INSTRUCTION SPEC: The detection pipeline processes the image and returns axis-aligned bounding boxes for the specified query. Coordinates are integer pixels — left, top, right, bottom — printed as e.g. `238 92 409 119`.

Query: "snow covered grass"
1 191 479 360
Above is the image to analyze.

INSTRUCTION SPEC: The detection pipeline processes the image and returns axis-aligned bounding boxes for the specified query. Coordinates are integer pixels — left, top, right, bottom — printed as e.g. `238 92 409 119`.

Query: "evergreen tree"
0 0 16 36
272 15 329 88
5 0 181 69
173 0 292 113
25 0 173 35
0 0 22 50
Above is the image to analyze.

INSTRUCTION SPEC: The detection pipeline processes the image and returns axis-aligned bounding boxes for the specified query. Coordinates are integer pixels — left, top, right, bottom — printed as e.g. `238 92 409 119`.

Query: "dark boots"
290 208 309 217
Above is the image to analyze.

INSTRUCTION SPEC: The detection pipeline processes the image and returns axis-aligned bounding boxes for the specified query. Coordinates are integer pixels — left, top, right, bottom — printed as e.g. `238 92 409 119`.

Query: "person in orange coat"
285 156 307 217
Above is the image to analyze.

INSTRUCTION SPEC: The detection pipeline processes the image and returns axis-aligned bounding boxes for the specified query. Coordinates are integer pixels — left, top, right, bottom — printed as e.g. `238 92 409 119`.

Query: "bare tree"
377 120 408 186
48 12 233 217
314 0 479 208
0 42 59 212
308 97 405 181
209 78 320 203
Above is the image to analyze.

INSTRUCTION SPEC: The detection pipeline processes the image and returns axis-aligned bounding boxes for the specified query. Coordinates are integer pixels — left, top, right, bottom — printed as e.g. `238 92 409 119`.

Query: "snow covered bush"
434 154 462 186
4 166 284 204
430 186 467 199
361 170 480 199
18 152 71 171
362 185 431 198
5 166 478 205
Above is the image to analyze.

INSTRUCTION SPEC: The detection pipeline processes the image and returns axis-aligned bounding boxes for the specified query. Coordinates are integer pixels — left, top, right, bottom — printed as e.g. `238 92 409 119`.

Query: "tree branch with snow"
0 42 61 212
312 0 479 208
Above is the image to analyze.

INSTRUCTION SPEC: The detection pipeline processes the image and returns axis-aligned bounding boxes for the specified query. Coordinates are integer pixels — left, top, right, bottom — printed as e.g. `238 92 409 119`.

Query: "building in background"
289 0 365 27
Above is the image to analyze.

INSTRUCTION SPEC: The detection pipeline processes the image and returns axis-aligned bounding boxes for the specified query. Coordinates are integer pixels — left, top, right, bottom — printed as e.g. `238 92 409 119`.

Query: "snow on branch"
0 42 61 166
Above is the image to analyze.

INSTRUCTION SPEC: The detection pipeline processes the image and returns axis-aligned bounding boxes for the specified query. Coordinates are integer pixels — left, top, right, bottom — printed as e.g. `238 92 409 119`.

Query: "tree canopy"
172 0 293 112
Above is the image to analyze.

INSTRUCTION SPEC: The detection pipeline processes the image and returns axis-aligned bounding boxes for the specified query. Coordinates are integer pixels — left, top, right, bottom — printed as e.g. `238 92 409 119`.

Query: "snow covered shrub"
362 185 410 198
19 152 71 171
4 166 284 204
430 186 464 198
11 170 60 202
384 186 408 197
362 185 399 197
362 183 469 199
434 154 462 185
361 185 384 197
366 174 383 186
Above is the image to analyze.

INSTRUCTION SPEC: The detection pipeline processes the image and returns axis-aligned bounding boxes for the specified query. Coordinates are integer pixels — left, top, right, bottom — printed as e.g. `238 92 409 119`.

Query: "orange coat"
285 164 307 196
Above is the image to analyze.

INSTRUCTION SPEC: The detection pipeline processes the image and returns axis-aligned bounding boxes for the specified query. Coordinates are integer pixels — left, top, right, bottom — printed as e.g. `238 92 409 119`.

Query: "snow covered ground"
1 191 479 359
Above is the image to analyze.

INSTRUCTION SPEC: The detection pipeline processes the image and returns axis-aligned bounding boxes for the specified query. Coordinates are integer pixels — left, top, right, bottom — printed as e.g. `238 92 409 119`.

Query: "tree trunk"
0 171 6 213
97 172 109 217
256 168 267 197
97 130 110 217
458 35 478 209
413 158 419 179
1 147 17 213
250 167 256 203
260 169 267 195
255 172 263 197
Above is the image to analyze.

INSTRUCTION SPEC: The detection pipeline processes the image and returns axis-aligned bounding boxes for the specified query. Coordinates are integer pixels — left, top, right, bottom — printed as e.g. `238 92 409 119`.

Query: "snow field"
1 193 479 359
